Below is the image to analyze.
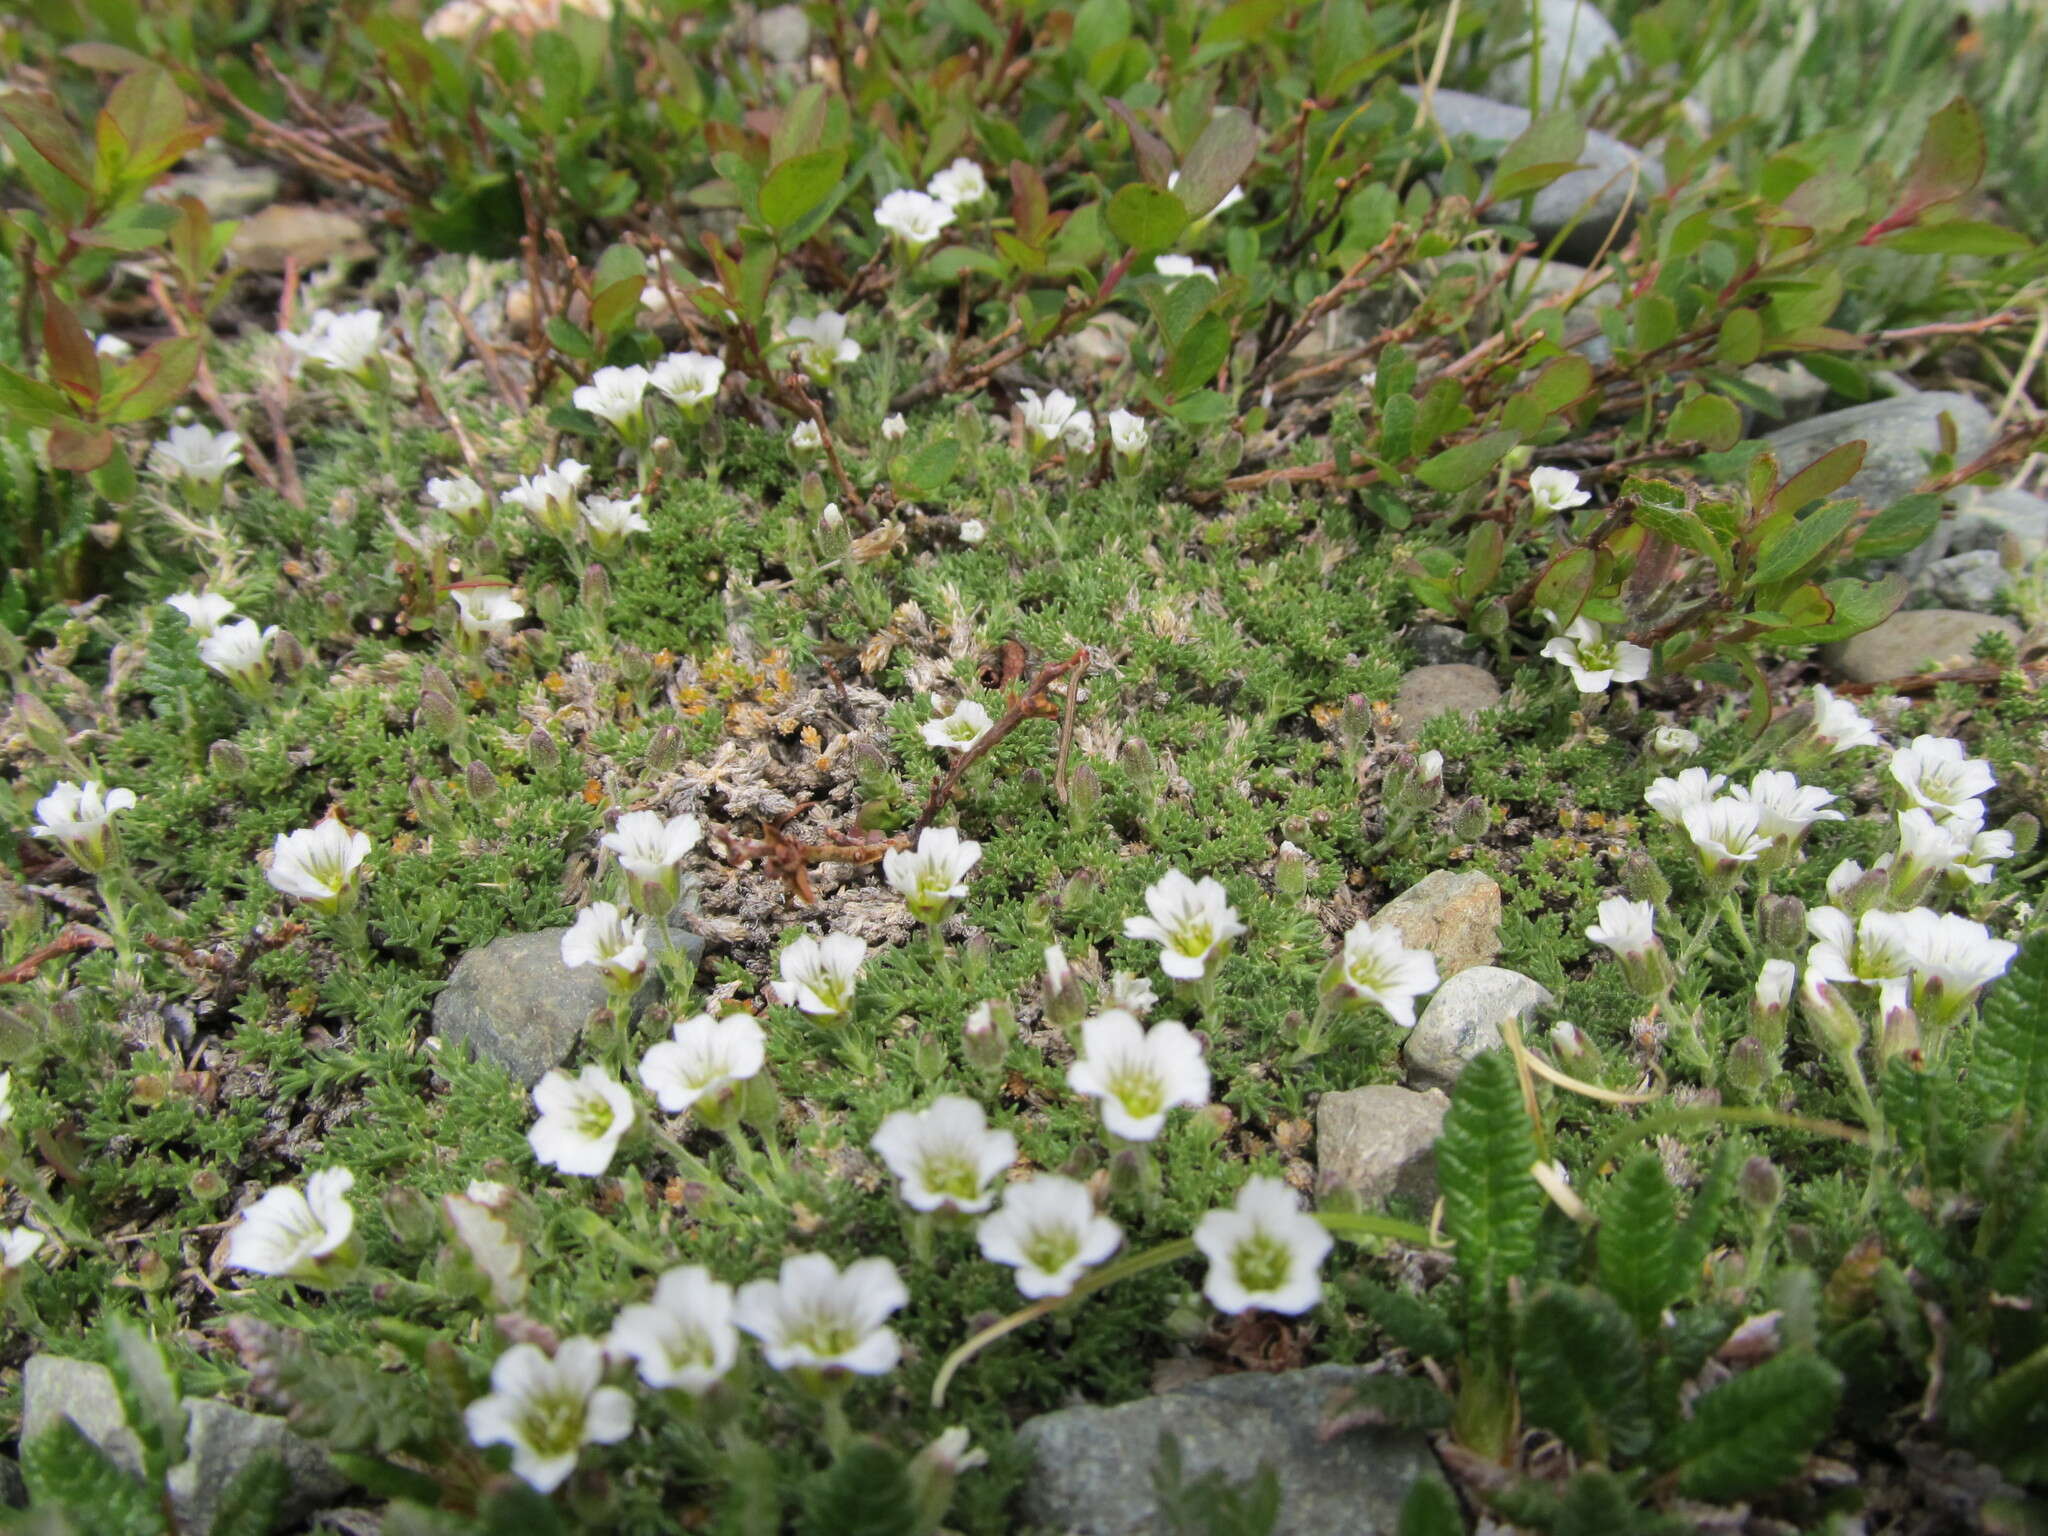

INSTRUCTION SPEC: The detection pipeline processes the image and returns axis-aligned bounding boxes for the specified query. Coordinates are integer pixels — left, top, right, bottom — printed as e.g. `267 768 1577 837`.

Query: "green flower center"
1170 920 1213 958
1022 1226 1081 1277
576 1098 616 1140
520 1388 589 1460
1105 1064 1164 1120
917 1148 982 1202
1230 1231 1294 1296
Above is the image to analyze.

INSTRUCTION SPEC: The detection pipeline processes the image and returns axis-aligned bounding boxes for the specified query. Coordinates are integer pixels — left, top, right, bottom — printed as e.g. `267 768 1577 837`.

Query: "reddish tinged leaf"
101 337 200 424
41 290 101 407
46 422 115 472
1859 95 1985 245
0 93 91 189
1105 99 1173 187
1173 106 1258 218
1008 160 1050 245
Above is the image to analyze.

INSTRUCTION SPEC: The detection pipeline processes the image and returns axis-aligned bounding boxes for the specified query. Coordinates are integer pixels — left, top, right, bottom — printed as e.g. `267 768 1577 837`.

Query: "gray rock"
1402 87 1664 264
1392 663 1501 742
1317 1085 1450 1211
154 152 280 220
21 1355 349 1533
1928 486 2048 565
753 3 811 63
1404 623 1476 666
1404 965 1554 1091
1917 550 2009 611
1369 870 1503 979
1483 0 1627 110
1824 608 2022 685
432 926 697 1084
1737 359 1829 425
1762 392 1994 513
1018 1365 1434 1536
226 205 373 273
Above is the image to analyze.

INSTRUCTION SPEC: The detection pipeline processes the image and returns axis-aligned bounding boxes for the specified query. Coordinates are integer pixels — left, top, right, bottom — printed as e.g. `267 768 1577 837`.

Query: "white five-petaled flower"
785 311 862 383
149 424 243 486
882 825 983 924
580 494 650 553
1326 921 1439 1026
225 1167 357 1279
1897 909 2017 1025
1888 735 1995 826
1123 868 1245 981
1153 254 1218 282
1585 897 1658 960
501 459 589 539
790 419 823 453
1106 970 1158 1016
31 780 136 871
450 584 524 644
1541 616 1651 693
881 412 909 440
608 1265 740 1394
976 1174 1123 1298
958 518 988 545
1529 466 1591 514
871 1094 1016 1215
0 1226 45 1271
602 810 702 883
649 351 726 413
1808 684 1884 754
282 308 384 378
529 1066 634 1177
1807 905 1917 1014
572 365 651 434
426 473 489 534
769 931 867 1021
927 158 990 209
1730 770 1844 845
1681 798 1771 875
1644 767 1727 826
464 1339 633 1494
1194 1175 1333 1316
1755 957 1797 1013
874 188 956 249
199 618 278 689
734 1253 908 1376
1016 388 1089 454
637 1011 766 1117
560 901 649 989
920 697 994 753
1061 409 1096 454
1107 409 1150 458
266 816 370 911
166 590 237 637
1938 817 2015 887
1066 1009 1210 1141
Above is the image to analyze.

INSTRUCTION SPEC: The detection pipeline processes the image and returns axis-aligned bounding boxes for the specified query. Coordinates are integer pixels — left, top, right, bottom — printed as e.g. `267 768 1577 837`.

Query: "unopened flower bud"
1837 866 1888 919
534 583 565 626
1210 430 1243 475
14 692 69 760
1650 724 1700 761
1759 894 1806 960
1621 850 1671 906
617 646 651 688
187 1166 228 1202
581 561 611 611
1549 1020 1592 1061
1723 1036 1771 1100
1450 795 1490 842
1107 1146 1148 1200
208 738 247 777
1275 841 1309 900
410 774 455 832
382 1184 440 1248
1067 762 1102 822
1338 694 1372 764
1119 738 1155 785
963 1003 1006 1072
1799 974 1863 1058
415 687 462 741
2006 812 2040 860
1752 959 1794 1056
646 722 681 775
526 727 560 774
420 662 455 698
800 470 828 514
1738 1155 1782 1217
952 399 985 448
465 758 500 804
1042 944 1087 1029
1878 1001 1922 1070
271 628 307 677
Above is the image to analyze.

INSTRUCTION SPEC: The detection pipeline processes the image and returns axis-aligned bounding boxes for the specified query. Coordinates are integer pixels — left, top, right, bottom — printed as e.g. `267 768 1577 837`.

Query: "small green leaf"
1977 933 2048 1125
1882 218 2031 257
109 1320 187 1480
1416 429 1519 493
1895 95 1986 223
1492 111 1587 200
1165 389 1233 425
1853 492 1942 561
1165 314 1230 394
1752 497 1859 585
1597 1152 1689 1333
1670 1352 1842 1501
759 148 846 234
1106 182 1188 254
1664 393 1742 452
1396 1475 1466 1536
544 316 594 361
1531 547 1598 624
1173 106 1258 219
890 438 963 497
1438 1052 1545 1338
1716 308 1763 367
1768 441 1865 515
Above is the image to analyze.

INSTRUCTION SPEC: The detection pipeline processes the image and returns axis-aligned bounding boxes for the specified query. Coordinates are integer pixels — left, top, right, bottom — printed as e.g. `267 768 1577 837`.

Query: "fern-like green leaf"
1396 1474 1465 1536
1598 1152 1689 1334
1515 1285 1652 1461
1990 1180 2048 1302
1437 1052 1543 1325
108 1320 186 1484
19 1418 164 1536
1347 1279 1462 1360
1976 933 2048 1125
1675 1141 1737 1278
1668 1351 1843 1501
208 1454 289 1536
798 1442 919 1536
1959 1340 2048 1482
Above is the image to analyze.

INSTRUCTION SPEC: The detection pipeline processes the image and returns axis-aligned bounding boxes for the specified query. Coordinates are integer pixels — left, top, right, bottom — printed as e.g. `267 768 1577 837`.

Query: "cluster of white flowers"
426 473 490 536
501 458 590 541
874 188 955 250
770 931 868 1023
1014 389 1147 463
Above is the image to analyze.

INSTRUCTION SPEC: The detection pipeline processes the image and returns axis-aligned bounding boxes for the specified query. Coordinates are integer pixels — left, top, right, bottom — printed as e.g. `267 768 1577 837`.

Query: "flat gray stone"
1484 0 1626 109
1369 870 1503 979
22 1355 349 1533
1393 664 1500 742
1018 1365 1433 1536
154 153 280 219
1317 1085 1450 1211
1738 360 1829 425
1926 486 2048 566
1916 550 2009 611
225 204 373 274
1404 623 1477 667
1404 965 1554 1091
1402 87 1663 264
432 926 697 1084
1824 608 2022 685
1762 392 1994 514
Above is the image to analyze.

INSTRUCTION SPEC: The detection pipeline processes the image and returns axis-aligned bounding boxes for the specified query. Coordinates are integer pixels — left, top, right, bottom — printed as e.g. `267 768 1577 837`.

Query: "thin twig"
913 649 1088 833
